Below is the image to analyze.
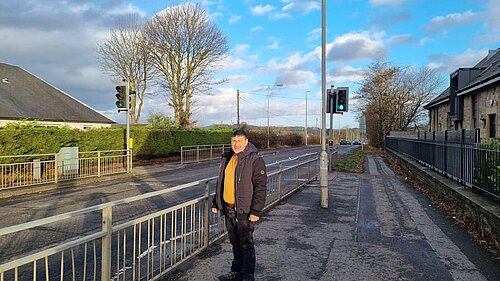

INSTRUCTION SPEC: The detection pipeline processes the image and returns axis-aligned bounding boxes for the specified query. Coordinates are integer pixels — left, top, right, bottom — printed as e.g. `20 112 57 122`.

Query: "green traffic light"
116 100 124 108
338 104 344 110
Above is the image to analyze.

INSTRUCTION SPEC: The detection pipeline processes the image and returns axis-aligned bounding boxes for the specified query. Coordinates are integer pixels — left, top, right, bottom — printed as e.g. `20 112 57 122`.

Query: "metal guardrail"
180 144 230 165
385 137 499 201
0 153 319 280
0 150 132 190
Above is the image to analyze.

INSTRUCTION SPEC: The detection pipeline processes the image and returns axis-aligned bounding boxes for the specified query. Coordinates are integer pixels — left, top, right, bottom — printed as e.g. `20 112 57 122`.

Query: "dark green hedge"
0 124 232 157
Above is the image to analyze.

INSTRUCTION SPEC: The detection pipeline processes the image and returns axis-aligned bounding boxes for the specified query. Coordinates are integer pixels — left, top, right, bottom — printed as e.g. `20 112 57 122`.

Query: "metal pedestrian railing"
0 153 319 280
385 137 499 201
180 144 230 165
0 150 132 190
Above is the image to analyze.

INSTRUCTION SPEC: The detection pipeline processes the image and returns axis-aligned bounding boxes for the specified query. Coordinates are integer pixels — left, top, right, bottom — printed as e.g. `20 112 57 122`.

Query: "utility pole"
320 0 328 208
267 84 283 149
305 90 310 146
237 89 240 126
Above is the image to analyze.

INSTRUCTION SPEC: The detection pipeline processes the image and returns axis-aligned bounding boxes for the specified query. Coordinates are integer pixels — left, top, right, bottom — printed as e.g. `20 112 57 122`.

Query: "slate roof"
424 48 500 109
0 63 114 124
423 87 450 109
457 48 500 94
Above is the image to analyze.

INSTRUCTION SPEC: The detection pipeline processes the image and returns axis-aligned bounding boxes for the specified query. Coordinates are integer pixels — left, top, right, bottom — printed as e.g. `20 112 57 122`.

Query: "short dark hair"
232 129 248 138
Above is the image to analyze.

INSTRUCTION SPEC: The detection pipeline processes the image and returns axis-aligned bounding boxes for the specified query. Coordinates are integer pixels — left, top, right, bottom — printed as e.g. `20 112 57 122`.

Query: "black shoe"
218 271 242 281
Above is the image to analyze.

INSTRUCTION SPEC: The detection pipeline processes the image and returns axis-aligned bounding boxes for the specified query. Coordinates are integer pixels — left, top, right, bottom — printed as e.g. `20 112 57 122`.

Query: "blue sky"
0 0 499 129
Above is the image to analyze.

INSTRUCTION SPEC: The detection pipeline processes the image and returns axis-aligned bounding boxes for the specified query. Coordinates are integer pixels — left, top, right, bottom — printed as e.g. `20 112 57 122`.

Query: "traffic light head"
336 87 349 112
328 139 334 146
115 85 127 110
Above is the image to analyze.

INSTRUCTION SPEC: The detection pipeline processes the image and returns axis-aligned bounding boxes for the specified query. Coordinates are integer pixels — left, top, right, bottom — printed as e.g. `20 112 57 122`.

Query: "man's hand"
249 214 260 222
211 208 218 214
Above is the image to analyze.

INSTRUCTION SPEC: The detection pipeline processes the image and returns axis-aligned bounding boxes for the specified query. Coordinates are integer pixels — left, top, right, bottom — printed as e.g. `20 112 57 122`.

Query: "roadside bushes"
0 123 312 158
474 139 500 195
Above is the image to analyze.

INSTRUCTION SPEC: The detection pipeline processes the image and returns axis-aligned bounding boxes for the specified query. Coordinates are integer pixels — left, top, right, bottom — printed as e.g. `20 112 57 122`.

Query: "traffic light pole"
320 0 328 208
125 82 131 173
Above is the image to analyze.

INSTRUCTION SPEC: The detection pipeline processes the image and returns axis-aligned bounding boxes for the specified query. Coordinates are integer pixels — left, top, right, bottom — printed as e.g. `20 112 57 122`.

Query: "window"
472 94 478 128
489 114 496 138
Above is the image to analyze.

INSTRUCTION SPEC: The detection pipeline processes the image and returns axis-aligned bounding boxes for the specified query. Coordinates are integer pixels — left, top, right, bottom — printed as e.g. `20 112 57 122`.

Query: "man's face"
231 135 248 154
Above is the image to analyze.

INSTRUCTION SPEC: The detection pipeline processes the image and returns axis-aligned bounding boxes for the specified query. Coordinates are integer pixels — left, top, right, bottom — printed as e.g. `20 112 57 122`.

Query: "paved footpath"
163 155 500 281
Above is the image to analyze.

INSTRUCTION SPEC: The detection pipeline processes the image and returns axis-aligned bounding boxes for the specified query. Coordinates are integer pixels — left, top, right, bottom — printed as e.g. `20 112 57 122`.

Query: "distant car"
353 139 361 145
340 139 351 145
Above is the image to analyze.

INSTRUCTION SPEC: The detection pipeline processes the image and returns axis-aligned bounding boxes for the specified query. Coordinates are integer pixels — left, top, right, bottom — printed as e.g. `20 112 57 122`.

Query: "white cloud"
326 31 387 62
271 12 292 20
369 0 406 6
234 44 250 54
424 11 480 34
387 34 413 45
219 55 253 71
250 4 275 16
228 14 241 24
282 0 320 14
266 37 281 49
328 65 365 84
486 0 500 32
427 49 489 74
306 28 322 43
250 25 263 33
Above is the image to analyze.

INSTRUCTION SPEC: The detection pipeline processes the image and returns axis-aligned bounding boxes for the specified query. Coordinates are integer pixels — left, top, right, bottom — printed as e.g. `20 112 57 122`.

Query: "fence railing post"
101 205 113 279
278 163 283 199
210 145 213 160
54 153 58 184
203 181 210 247
196 146 200 162
97 151 101 178
181 146 184 166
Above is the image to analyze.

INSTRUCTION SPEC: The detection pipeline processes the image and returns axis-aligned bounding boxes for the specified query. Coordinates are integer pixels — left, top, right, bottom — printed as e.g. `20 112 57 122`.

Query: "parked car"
353 139 361 145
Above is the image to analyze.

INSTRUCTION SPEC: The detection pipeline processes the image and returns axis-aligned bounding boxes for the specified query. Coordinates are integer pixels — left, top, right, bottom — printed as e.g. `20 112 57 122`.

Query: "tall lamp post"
305 91 310 146
320 0 328 208
267 83 283 149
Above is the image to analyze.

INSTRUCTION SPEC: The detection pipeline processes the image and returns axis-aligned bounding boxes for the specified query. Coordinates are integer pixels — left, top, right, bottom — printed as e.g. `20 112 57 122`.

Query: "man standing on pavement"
212 129 267 281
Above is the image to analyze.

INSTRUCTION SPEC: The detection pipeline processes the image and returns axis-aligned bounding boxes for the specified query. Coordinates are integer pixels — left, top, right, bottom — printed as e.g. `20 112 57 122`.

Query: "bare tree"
144 3 229 127
357 62 444 147
97 15 154 124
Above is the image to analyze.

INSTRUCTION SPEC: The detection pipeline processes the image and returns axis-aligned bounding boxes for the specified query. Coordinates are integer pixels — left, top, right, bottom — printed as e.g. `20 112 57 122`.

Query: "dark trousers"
224 204 255 276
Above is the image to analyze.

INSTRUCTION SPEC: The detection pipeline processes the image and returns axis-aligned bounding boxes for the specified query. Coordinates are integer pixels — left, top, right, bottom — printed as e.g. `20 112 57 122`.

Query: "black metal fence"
385 136 499 201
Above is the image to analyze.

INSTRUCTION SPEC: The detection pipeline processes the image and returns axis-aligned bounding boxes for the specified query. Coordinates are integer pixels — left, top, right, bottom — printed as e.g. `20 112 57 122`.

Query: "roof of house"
0 63 114 124
423 87 450 109
457 48 500 95
424 48 500 109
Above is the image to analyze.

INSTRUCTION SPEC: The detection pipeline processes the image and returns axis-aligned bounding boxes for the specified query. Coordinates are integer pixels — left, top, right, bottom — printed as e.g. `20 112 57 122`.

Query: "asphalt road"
0 145 340 267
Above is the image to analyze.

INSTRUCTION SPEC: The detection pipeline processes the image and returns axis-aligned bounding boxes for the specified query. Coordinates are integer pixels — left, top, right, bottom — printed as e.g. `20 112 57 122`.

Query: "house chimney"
487 49 499 60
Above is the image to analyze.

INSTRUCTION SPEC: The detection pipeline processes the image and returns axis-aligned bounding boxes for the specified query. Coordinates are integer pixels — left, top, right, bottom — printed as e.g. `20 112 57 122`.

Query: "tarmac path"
165 155 499 281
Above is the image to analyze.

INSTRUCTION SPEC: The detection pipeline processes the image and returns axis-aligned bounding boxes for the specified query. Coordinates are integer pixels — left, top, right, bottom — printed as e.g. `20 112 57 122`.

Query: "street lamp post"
267 84 283 149
305 91 310 146
320 0 328 208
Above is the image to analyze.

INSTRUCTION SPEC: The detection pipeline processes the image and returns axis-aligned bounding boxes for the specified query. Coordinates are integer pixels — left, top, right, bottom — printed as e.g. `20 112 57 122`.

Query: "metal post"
97 151 101 177
237 89 240 126
54 153 58 183
320 0 329 208
267 90 270 149
305 91 309 146
197 145 200 162
126 82 131 174
278 163 283 199
101 205 112 279
203 181 210 247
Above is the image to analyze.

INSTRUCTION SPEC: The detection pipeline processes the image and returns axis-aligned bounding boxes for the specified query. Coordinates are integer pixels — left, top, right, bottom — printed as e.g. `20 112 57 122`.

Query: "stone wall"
385 148 500 249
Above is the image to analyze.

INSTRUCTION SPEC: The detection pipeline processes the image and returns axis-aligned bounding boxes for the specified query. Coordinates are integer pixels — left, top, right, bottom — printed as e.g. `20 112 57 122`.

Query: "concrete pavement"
163 155 500 281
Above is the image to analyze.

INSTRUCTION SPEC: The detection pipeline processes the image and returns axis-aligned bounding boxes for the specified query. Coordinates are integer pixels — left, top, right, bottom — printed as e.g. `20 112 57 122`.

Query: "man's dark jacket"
212 142 267 220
